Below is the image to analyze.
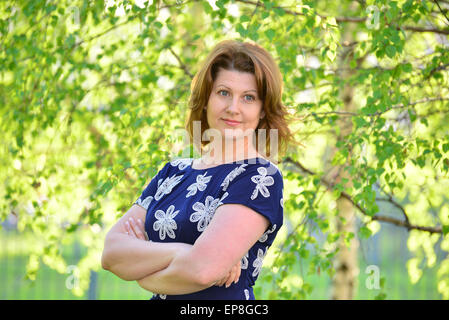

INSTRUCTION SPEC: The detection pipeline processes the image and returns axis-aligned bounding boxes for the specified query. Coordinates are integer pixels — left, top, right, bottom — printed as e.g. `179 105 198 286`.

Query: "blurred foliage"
1 0 448 298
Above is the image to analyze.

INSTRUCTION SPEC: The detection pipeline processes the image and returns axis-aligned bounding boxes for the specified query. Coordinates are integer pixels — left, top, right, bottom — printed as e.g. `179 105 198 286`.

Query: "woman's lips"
222 118 241 126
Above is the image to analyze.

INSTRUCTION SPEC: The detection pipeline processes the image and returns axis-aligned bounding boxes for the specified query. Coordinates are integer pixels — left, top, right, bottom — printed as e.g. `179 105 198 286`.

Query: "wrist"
166 242 193 259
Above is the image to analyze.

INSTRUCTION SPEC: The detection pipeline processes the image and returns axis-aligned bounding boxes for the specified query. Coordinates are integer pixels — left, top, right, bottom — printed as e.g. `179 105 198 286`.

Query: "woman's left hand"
125 216 240 288
215 260 241 288
125 217 149 241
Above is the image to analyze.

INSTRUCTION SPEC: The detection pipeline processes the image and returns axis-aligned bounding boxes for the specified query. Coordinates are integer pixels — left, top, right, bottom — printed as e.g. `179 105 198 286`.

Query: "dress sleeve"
218 163 284 231
134 161 170 210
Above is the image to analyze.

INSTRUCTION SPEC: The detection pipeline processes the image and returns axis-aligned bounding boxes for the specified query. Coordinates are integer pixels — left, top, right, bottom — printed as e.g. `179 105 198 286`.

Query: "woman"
101 39 295 300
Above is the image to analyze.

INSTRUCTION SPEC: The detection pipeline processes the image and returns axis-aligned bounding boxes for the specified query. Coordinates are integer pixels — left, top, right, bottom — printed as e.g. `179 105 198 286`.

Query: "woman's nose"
226 97 240 113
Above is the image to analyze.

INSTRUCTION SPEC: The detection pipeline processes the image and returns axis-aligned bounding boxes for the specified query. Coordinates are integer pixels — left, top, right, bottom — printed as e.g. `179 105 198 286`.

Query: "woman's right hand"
215 260 241 288
125 215 240 287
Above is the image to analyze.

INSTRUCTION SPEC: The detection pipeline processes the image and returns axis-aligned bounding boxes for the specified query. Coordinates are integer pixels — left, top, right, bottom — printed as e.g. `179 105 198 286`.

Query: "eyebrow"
216 84 257 93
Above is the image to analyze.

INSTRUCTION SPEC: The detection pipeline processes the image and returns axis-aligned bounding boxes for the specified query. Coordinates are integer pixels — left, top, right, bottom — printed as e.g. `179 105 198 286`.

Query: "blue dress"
134 157 284 300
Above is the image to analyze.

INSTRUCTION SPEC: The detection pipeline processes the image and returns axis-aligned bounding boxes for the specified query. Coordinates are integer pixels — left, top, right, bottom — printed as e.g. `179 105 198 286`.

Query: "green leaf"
202 1 213 14
299 248 309 258
443 225 449 236
350 59 357 69
374 293 387 300
265 29 275 41
264 1 274 10
273 7 285 16
359 226 372 238
403 62 412 73
236 23 247 37
386 45 396 58
240 15 250 23
66 223 79 233
443 143 449 153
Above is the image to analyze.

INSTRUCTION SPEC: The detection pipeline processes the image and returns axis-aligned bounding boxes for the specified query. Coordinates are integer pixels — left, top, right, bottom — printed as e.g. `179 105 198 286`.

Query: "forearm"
137 249 216 295
101 233 191 281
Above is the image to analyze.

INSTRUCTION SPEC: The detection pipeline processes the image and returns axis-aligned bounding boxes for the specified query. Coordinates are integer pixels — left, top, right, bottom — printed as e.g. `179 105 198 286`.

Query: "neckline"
189 157 268 171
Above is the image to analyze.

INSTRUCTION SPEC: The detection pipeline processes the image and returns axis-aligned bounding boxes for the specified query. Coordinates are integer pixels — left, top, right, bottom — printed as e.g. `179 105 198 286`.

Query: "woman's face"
205 68 265 142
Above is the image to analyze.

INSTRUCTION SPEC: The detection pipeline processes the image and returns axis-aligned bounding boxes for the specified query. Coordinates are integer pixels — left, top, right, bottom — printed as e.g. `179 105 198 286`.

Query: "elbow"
195 267 223 287
101 233 119 271
100 246 132 281
171 255 217 287
100 233 137 281
101 250 111 271
196 273 213 287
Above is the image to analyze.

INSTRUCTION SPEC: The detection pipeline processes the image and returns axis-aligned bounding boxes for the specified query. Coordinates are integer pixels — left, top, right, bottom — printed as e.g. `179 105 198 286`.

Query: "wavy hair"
185 39 302 163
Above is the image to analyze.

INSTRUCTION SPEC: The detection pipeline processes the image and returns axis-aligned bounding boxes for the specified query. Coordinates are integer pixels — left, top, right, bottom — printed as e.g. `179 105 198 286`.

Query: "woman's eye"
218 90 255 102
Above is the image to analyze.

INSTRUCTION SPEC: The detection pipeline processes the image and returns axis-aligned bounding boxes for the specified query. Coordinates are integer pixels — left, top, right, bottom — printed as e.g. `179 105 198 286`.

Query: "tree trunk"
330 15 360 300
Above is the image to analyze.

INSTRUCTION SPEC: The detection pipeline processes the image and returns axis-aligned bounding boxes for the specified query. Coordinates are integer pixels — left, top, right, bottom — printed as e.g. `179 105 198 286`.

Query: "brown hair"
185 39 302 163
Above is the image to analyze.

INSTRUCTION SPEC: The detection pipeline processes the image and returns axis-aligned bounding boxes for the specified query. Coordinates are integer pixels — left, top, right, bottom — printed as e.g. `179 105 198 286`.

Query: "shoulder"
222 158 283 192
154 157 193 176
168 157 194 170
148 158 187 181
244 158 283 181
261 158 283 176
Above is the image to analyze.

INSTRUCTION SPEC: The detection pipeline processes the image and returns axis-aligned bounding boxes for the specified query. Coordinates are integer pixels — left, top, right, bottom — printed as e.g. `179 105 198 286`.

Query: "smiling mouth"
222 118 241 124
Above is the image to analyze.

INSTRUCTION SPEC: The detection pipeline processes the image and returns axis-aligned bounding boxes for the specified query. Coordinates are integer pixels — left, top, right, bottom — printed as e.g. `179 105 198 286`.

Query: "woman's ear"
260 110 265 119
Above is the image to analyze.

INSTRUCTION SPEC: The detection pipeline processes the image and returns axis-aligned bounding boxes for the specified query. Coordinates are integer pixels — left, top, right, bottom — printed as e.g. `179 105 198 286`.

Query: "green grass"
0 228 443 300
253 254 440 300
0 229 153 300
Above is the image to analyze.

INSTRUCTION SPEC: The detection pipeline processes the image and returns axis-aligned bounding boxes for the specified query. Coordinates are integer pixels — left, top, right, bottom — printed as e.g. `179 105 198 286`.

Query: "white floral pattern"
250 167 275 200
252 247 268 277
241 252 249 270
190 192 229 232
170 158 193 170
138 159 284 300
186 171 211 198
153 205 179 240
154 293 166 300
220 164 248 191
135 195 153 210
155 174 183 201
258 224 277 243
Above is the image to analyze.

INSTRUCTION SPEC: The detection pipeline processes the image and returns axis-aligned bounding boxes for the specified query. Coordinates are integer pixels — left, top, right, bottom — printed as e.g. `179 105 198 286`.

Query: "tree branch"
370 215 442 233
235 0 449 35
300 97 449 120
168 47 194 79
425 62 449 80
374 182 410 225
433 0 449 25
282 157 443 234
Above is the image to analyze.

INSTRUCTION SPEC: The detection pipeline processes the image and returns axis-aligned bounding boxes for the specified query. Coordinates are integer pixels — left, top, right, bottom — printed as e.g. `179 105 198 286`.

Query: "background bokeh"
1 0 448 299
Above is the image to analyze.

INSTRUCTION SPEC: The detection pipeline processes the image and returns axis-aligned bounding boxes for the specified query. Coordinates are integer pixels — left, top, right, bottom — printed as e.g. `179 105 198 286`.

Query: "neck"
201 136 261 165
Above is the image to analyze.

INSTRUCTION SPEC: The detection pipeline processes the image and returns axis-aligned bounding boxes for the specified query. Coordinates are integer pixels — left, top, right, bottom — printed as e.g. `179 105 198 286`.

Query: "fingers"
130 217 146 240
235 260 241 283
125 217 147 240
215 275 227 287
124 220 136 238
225 260 241 288
214 259 243 288
215 269 233 287
224 268 235 288
216 270 232 287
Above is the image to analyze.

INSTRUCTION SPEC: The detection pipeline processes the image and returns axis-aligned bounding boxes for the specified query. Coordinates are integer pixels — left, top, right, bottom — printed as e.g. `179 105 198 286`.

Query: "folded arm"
137 203 269 295
101 204 191 281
